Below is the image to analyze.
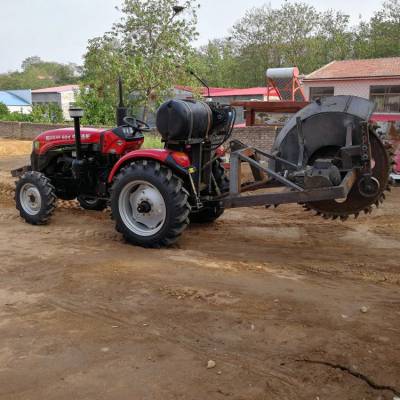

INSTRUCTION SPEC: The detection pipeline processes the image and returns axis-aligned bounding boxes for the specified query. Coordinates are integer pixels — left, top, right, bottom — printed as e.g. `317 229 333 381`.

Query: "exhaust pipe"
69 106 84 160
116 77 128 126
69 106 84 179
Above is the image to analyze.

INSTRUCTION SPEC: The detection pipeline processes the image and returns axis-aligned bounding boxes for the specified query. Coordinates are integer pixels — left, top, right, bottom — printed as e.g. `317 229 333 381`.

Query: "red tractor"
13 88 392 248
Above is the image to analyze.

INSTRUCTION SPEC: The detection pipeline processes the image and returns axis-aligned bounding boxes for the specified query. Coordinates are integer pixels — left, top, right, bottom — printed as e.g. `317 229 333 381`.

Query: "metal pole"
73 116 82 160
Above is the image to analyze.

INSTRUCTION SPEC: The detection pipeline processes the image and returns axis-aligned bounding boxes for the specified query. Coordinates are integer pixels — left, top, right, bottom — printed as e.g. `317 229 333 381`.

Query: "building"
0 90 32 114
32 85 79 120
303 57 400 135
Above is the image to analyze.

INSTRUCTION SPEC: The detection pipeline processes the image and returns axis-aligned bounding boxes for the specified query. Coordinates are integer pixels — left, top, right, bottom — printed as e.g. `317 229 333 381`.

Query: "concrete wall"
0 121 278 151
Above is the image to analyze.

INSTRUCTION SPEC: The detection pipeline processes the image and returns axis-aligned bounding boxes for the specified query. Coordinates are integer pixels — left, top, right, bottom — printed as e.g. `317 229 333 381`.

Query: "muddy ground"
0 139 399 400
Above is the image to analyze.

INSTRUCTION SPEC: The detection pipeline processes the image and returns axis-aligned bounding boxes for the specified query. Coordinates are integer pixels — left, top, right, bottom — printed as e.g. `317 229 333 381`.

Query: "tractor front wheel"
15 171 56 225
111 160 191 248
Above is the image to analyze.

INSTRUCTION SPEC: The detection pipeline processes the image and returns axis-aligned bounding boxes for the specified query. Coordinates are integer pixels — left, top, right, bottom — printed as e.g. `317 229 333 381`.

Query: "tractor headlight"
33 140 40 152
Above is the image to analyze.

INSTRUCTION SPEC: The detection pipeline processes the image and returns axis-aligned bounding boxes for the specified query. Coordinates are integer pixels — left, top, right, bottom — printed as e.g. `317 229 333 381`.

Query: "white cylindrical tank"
266 67 299 79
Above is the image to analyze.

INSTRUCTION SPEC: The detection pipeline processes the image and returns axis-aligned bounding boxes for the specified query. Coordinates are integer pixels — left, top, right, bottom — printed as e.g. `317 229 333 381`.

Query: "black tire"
111 160 191 248
190 158 228 224
15 171 56 225
190 205 224 224
78 196 108 211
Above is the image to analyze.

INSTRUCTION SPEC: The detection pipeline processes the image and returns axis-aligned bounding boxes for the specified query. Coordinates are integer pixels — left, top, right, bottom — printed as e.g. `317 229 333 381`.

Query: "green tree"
367 0 400 57
80 0 199 124
0 58 79 90
0 102 9 118
21 56 42 71
30 104 64 123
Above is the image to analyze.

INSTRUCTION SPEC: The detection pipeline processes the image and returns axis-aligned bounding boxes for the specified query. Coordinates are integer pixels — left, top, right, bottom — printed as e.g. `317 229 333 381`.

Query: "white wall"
61 90 78 120
7 105 32 114
303 78 400 101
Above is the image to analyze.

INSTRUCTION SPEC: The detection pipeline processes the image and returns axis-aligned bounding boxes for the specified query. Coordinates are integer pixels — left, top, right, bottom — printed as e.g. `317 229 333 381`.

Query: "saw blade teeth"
332 215 339 220
323 214 330 220
340 215 349 222
375 200 380 208
354 212 359 219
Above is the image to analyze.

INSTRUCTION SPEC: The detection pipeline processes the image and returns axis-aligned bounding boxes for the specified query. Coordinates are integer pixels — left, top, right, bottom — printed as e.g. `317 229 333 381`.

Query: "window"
370 86 400 113
309 87 334 101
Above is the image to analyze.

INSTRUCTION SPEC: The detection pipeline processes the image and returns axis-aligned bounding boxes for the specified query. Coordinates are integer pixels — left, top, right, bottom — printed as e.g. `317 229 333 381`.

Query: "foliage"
193 0 400 88
0 103 64 124
79 0 200 125
0 102 9 118
0 57 79 90
30 104 64 123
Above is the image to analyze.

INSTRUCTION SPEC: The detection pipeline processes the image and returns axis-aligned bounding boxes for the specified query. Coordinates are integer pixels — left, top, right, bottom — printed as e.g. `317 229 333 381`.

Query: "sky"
0 0 384 73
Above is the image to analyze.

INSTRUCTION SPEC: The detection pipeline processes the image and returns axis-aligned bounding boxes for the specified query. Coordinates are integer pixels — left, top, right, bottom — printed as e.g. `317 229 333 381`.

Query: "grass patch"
144 135 163 149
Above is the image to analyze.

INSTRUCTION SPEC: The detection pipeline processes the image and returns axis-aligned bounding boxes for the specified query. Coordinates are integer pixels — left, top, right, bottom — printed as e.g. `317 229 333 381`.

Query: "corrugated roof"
174 85 278 98
0 91 31 106
207 87 278 97
304 57 400 81
32 84 79 94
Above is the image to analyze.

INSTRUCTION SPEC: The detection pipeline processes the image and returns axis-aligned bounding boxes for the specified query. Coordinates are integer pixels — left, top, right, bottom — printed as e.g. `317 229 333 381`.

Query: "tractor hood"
35 127 104 144
34 127 105 155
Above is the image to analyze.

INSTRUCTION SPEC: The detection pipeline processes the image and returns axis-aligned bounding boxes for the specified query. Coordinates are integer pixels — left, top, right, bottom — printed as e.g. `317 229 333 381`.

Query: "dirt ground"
1 139 400 400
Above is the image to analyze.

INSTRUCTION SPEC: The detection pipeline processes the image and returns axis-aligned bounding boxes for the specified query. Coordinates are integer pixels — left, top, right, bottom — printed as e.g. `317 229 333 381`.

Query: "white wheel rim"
118 180 166 237
20 183 42 216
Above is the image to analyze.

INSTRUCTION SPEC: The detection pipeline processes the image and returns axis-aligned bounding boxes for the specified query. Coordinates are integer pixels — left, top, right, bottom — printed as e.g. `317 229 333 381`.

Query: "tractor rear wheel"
15 171 56 225
111 160 191 248
78 196 108 211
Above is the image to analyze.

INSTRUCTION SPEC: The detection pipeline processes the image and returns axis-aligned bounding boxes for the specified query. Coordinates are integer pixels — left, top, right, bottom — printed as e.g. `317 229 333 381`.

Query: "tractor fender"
270 95 376 172
107 149 190 183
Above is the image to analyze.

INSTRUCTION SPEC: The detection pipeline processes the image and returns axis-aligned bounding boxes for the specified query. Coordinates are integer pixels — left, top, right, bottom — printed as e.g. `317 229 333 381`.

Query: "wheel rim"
118 180 166 237
20 183 42 216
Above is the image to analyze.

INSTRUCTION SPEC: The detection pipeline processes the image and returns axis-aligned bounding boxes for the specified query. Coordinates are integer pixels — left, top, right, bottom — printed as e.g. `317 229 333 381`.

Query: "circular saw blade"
303 128 393 221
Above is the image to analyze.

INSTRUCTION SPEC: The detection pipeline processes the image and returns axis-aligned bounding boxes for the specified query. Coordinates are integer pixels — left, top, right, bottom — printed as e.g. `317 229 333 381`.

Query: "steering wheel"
123 116 151 132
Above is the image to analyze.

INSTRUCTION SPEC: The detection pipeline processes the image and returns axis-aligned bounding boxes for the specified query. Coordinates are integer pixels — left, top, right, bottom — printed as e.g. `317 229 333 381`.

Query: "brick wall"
0 121 278 151
231 126 278 151
0 121 72 140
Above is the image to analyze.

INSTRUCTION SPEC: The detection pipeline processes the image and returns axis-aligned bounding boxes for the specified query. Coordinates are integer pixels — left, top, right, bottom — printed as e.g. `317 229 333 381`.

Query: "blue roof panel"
0 91 31 106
